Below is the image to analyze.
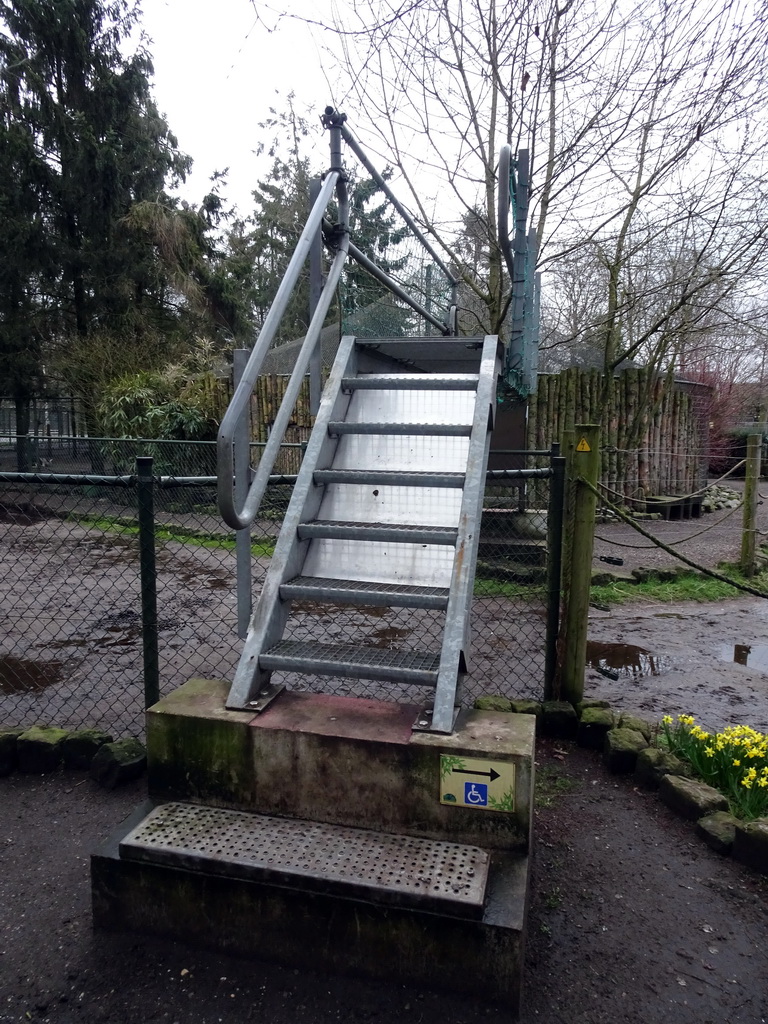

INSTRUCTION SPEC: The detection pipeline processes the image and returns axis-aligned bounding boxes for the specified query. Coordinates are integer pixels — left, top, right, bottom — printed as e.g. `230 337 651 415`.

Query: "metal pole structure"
136 456 160 708
233 349 252 639
560 425 600 704
309 176 323 415
741 432 762 577
544 443 565 699
506 150 529 388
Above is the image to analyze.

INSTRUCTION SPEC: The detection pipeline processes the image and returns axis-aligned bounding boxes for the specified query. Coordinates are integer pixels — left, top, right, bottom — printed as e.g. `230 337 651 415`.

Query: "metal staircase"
226 333 501 733
217 110 512 733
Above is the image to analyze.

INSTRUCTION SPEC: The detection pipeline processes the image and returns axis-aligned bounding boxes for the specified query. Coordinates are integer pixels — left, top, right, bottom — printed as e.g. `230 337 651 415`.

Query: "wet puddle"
719 644 768 672
367 626 413 648
586 641 670 681
177 568 231 591
0 655 65 694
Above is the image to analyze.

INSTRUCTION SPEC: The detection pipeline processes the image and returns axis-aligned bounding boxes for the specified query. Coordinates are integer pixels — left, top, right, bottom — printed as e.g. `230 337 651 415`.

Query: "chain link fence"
0 436 558 735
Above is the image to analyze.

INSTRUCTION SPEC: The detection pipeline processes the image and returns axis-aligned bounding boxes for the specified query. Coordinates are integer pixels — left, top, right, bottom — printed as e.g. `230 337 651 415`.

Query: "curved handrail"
217 169 347 529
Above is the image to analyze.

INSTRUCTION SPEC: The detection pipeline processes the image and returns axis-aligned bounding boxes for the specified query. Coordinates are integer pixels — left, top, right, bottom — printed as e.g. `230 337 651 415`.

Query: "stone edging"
0 725 147 789
475 695 768 876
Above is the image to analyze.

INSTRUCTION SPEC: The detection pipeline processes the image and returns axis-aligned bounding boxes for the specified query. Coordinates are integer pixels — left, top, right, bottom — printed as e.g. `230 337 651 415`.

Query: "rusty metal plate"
120 802 490 918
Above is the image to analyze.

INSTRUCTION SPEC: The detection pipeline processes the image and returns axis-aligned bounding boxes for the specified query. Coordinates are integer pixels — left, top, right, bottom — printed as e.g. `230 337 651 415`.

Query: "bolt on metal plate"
120 802 490 919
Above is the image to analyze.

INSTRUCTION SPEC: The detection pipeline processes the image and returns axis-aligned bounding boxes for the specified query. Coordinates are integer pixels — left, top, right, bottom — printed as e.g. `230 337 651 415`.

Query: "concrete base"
92 682 536 1013
92 801 529 1009
146 680 535 850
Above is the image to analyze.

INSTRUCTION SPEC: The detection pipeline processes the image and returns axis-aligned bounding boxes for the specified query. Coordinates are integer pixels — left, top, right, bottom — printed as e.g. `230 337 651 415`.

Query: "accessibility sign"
439 755 516 812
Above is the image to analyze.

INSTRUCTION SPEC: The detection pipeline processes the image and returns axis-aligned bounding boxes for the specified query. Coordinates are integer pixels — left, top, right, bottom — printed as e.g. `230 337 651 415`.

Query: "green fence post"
741 433 762 577
560 424 600 705
137 456 159 708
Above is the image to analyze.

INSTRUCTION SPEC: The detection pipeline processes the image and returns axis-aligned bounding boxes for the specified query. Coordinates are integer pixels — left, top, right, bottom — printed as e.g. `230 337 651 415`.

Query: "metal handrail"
338 119 459 306
218 107 455 530
217 108 350 527
326 221 450 335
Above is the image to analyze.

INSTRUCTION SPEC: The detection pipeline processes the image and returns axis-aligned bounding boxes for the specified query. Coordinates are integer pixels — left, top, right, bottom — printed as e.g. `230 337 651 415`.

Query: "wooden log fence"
525 368 710 502
244 368 710 501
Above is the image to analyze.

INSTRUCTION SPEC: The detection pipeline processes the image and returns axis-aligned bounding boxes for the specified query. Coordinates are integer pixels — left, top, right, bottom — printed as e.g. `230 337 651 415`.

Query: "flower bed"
661 714 768 820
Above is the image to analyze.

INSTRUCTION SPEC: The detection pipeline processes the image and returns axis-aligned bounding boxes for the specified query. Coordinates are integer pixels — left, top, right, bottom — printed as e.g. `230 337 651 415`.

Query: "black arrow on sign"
452 767 500 782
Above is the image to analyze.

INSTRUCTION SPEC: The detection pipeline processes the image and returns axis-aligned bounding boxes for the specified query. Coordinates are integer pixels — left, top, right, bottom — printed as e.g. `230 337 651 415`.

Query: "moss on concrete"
603 728 648 774
577 707 615 751
17 726 70 773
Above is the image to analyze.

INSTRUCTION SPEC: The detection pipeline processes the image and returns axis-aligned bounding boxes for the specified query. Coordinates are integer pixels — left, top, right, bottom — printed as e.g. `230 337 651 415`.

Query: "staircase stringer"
226 336 359 711
430 335 502 733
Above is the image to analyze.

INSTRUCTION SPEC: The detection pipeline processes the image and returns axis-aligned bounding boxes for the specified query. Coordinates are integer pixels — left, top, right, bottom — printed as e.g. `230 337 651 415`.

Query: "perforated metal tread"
280 576 450 609
261 640 441 684
328 422 472 437
119 803 490 918
342 374 479 392
297 521 458 544
313 469 465 488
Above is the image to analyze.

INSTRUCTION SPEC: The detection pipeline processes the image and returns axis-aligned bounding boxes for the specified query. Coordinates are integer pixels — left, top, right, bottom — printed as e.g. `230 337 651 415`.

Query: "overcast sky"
139 0 336 214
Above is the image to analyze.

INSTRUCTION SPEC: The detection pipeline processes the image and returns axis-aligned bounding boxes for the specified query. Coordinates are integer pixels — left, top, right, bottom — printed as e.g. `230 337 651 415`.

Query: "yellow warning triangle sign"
576 437 591 452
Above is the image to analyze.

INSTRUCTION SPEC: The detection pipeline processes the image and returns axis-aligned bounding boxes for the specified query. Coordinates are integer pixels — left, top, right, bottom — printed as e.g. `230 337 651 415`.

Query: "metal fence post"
137 456 160 708
741 432 762 577
544 443 565 699
233 350 253 639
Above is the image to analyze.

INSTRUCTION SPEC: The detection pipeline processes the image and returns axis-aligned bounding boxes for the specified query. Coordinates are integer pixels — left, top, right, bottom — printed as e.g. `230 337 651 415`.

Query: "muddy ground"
1 737 767 1024
585 597 768 734
3 483 768 1021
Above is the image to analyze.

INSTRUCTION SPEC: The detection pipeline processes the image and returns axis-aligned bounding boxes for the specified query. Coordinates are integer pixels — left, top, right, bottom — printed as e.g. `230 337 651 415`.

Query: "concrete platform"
92 683 536 1013
146 680 535 850
92 800 529 1009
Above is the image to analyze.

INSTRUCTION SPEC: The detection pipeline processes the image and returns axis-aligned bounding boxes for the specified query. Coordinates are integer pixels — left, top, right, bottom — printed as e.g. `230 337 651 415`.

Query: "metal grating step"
280 576 450 609
313 469 465 488
119 803 490 919
327 422 472 437
297 521 458 545
342 374 479 392
260 639 441 685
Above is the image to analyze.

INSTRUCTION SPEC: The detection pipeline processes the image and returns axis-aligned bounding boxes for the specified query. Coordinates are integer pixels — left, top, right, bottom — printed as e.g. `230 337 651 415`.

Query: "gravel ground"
593 479 759 576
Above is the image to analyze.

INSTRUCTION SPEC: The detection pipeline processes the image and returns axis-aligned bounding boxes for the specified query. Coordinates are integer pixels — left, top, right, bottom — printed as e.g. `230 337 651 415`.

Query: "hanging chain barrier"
582 477 768 601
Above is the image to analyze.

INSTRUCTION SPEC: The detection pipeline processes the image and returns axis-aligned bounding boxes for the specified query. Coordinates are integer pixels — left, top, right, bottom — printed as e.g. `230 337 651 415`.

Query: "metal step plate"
279 575 450 609
119 803 490 919
260 639 441 685
342 373 479 392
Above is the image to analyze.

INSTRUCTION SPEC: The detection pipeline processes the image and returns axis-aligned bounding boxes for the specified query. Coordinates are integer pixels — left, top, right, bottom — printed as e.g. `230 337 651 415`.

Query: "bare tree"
264 0 768 371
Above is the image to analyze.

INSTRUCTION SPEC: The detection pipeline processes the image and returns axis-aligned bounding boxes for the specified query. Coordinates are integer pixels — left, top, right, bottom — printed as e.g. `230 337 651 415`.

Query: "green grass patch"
474 577 545 599
590 565 768 608
69 513 276 557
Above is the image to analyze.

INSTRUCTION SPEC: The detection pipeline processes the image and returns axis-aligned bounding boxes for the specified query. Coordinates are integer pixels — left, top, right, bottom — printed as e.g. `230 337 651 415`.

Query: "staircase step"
298 521 458 544
342 374 479 392
328 421 472 437
119 802 490 919
260 640 440 685
313 469 465 488
280 576 450 609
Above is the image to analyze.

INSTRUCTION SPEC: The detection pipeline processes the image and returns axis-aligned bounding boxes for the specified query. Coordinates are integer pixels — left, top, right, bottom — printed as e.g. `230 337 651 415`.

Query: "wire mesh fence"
0 438 555 735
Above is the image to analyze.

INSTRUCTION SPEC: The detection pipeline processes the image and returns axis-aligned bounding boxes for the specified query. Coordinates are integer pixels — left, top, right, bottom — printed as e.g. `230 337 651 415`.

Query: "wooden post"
741 433 762 577
560 424 601 704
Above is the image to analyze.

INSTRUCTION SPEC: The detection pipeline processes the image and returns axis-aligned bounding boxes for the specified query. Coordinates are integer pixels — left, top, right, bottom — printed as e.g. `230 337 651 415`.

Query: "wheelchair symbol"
464 782 488 806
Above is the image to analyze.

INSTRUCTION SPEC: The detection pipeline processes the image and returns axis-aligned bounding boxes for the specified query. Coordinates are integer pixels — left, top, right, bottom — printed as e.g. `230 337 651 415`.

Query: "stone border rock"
0 725 146 790
474 695 768 877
